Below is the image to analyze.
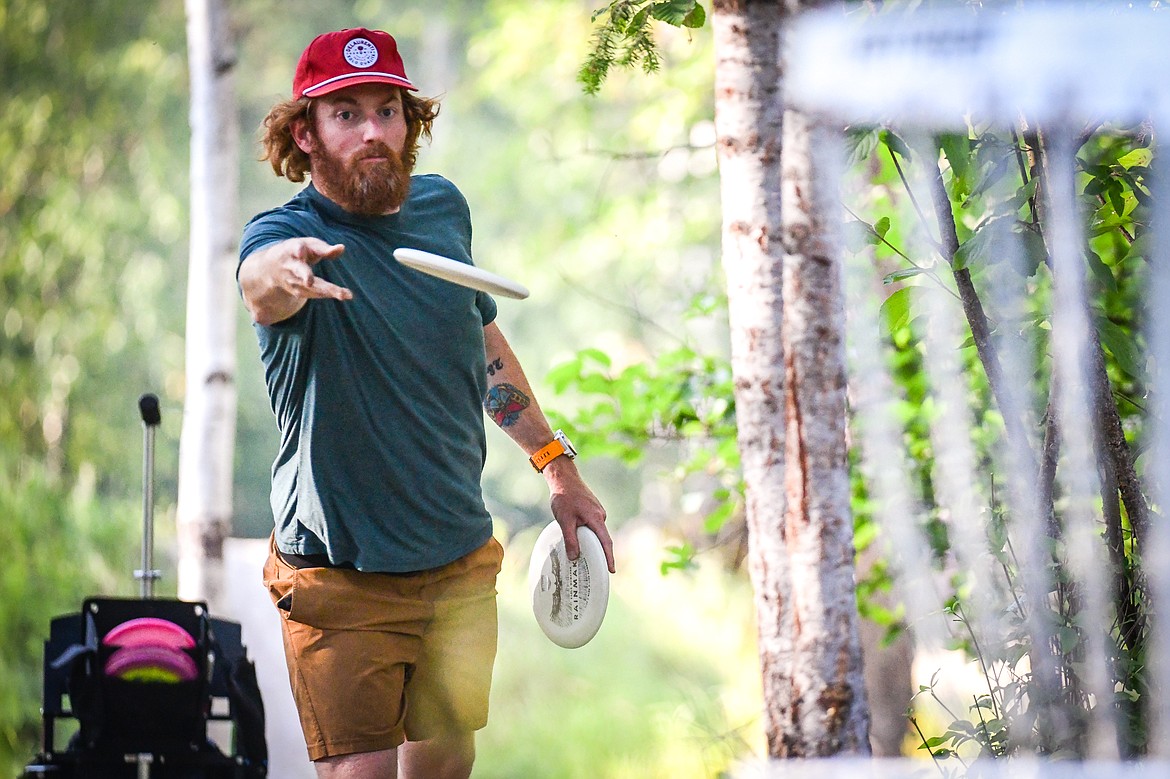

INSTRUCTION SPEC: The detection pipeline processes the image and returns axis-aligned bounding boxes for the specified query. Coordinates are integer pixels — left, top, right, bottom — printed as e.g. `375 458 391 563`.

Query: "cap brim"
301 73 418 97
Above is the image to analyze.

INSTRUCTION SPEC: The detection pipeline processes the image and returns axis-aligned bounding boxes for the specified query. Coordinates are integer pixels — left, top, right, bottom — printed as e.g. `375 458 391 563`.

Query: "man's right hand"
239 237 351 326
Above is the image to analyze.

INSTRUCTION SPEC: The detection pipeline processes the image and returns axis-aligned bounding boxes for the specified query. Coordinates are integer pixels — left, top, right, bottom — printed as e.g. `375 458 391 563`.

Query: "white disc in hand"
528 521 610 649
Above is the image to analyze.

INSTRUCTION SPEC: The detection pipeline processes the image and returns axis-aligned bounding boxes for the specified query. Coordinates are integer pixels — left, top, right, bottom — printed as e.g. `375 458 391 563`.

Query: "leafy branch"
579 0 706 95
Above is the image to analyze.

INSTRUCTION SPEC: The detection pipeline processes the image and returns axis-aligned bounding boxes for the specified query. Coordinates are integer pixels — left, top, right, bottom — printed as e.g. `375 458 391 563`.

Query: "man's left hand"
546 460 615 574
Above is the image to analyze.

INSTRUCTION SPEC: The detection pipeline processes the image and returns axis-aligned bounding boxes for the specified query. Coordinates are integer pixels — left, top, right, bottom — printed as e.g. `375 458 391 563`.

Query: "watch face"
555 430 577 458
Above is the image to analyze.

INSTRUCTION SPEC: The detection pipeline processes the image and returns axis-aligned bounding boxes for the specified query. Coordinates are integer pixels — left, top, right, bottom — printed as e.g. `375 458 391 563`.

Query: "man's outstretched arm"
239 237 352 326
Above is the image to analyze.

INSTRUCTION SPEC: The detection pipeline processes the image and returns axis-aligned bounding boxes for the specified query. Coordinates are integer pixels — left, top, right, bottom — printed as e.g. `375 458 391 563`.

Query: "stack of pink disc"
102 618 198 683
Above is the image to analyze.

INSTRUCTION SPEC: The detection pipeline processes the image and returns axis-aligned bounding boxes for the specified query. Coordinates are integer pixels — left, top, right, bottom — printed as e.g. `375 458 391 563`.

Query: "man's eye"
379 108 397 119
337 111 354 121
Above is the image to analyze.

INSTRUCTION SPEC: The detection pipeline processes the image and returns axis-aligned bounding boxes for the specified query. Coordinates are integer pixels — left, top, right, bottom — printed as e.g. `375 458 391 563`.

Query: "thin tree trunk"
780 110 871 755
926 154 1040 478
177 0 238 612
714 0 870 755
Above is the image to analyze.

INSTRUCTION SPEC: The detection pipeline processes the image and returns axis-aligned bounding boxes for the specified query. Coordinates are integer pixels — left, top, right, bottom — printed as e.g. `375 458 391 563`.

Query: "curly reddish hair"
260 89 440 182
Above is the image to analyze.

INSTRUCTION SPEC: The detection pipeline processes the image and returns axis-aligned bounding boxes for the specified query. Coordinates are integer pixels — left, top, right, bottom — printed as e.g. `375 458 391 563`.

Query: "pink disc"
104 645 198 683
102 617 196 650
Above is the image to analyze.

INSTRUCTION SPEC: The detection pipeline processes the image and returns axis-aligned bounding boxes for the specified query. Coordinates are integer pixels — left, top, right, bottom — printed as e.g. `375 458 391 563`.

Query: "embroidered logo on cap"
343 38 378 68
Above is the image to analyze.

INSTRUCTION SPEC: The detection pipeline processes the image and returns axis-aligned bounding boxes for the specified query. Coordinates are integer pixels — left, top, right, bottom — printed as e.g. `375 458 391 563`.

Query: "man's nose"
361 117 382 142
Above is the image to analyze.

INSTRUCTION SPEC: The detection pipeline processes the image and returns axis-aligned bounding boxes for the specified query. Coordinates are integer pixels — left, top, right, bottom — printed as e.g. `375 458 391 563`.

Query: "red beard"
311 141 412 216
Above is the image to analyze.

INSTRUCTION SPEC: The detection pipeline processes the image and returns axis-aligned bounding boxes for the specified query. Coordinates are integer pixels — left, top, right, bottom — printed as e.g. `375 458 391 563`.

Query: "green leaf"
1019 230 1048 275
880 129 912 160
1018 175 1040 203
681 2 706 28
660 543 698 575
1085 249 1117 294
874 216 891 239
578 347 614 368
883 267 927 284
650 0 703 27
1118 147 1153 168
953 228 990 270
1057 625 1080 653
1107 180 1127 216
939 134 972 187
965 155 1012 204
703 499 736 533
844 126 880 165
879 286 919 333
1096 316 1145 380
844 219 877 253
1123 233 1150 264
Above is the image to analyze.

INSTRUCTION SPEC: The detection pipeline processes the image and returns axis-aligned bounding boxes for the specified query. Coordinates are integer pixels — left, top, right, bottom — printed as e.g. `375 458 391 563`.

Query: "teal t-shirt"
239 175 497 572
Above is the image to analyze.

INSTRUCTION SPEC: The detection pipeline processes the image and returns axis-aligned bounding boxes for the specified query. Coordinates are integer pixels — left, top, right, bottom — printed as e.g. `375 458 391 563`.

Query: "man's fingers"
294 238 346 265
281 241 351 301
302 276 353 301
598 528 616 574
562 528 582 562
588 519 616 574
557 517 615 573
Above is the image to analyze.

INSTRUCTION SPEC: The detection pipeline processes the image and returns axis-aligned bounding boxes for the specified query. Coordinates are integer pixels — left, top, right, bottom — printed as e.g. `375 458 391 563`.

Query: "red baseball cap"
293 28 417 99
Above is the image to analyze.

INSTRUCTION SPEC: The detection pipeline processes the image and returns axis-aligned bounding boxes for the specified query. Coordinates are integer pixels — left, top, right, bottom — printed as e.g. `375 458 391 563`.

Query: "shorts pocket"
262 541 297 620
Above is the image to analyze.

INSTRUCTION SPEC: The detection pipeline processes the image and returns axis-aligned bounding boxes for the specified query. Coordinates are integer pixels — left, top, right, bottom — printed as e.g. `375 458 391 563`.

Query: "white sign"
786 6 1170 126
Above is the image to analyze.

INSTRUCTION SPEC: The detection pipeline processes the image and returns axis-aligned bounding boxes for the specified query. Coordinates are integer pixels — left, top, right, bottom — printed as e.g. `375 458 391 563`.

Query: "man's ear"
291 115 314 155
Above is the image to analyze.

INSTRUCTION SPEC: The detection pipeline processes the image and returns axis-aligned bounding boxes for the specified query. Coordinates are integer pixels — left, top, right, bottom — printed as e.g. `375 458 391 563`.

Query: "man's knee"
398 731 476 779
314 747 398 779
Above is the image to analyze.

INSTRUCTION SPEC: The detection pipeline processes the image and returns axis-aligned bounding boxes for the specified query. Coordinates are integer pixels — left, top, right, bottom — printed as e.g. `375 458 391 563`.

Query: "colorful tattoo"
486 357 504 377
484 383 530 427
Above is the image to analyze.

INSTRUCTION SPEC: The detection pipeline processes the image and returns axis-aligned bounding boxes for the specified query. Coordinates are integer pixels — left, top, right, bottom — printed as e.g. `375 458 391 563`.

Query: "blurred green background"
1 0 761 775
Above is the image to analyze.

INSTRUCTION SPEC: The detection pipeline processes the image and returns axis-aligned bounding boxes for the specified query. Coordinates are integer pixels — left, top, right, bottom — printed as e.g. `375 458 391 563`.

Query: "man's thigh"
405 537 504 740
281 617 415 760
266 539 429 760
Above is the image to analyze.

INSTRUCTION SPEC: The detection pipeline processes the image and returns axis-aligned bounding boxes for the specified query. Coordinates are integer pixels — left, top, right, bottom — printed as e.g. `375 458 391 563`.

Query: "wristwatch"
529 429 577 472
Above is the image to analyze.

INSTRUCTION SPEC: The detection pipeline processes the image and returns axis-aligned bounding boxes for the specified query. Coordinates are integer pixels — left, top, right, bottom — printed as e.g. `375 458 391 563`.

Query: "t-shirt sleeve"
238 210 305 275
237 209 316 329
475 291 497 327
439 177 497 328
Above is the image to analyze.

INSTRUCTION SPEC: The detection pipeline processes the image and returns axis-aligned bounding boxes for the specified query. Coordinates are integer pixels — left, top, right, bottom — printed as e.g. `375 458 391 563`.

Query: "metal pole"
136 394 162 598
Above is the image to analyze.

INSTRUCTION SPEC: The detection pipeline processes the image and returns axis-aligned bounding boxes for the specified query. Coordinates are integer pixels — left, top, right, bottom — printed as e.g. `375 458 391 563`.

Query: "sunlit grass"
476 525 763 778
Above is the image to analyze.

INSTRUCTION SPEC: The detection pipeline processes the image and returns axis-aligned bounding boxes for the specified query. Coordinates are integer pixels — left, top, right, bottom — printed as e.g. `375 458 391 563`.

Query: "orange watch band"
529 429 577 473
529 440 567 472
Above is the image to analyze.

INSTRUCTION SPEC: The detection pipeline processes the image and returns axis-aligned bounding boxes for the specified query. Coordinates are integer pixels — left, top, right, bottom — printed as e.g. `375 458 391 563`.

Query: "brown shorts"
262 535 504 760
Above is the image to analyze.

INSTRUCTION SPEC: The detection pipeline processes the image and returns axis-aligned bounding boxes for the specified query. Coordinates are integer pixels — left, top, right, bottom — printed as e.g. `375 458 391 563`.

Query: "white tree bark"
779 108 870 755
713 0 869 755
178 0 238 612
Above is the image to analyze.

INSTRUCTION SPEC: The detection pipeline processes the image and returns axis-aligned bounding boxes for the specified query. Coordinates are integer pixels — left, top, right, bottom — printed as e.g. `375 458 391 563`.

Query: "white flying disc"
393 247 530 300
528 521 610 649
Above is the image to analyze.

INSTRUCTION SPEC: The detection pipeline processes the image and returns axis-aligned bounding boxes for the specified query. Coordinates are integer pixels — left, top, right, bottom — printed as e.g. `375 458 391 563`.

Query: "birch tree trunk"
779 108 870 754
713 0 870 755
178 0 238 612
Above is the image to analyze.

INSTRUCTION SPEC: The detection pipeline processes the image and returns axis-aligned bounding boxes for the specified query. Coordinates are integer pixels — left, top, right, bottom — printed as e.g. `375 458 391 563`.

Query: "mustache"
351 143 399 164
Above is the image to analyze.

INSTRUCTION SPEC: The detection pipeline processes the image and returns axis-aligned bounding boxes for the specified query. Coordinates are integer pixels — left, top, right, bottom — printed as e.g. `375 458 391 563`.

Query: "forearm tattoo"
484 383 530 427
486 357 504 377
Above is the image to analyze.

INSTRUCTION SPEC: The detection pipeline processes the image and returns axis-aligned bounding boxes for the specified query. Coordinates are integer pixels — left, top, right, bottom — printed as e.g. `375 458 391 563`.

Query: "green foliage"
850 114 1156 758
579 0 706 94
0 466 139 772
0 0 189 771
546 342 736 464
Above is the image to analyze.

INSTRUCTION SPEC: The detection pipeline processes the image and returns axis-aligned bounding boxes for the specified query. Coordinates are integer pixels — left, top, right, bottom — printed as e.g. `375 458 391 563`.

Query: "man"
238 27 614 779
